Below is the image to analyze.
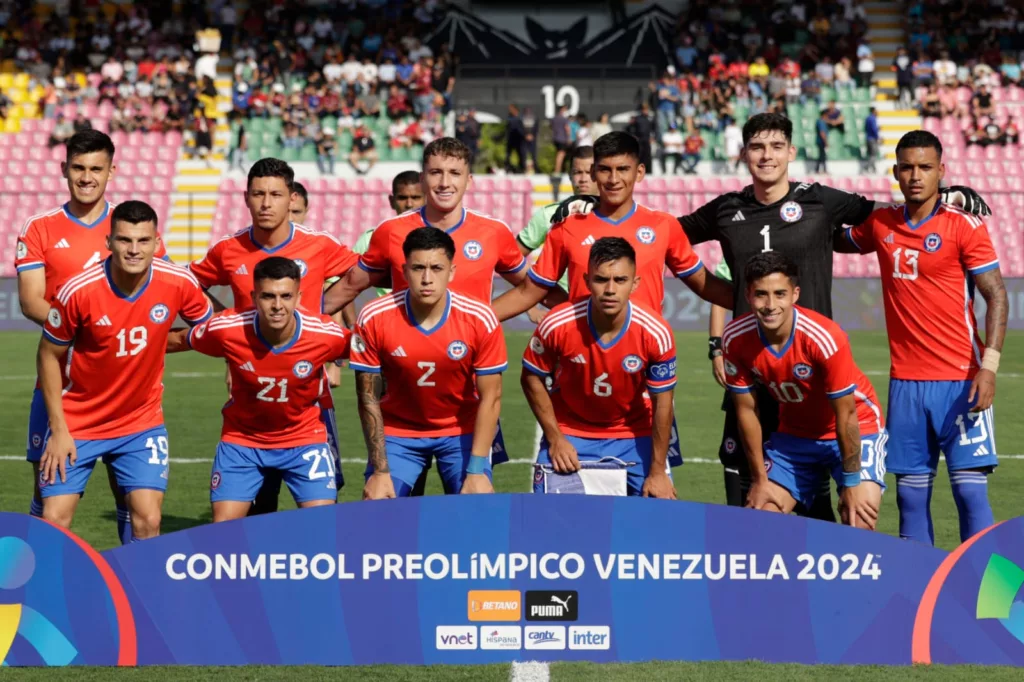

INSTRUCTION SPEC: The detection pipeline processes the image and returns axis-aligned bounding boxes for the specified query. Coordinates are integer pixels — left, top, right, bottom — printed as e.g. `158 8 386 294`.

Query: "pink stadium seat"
143 132 164 147
49 145 64 161
120 146 139 162
165 131 183 148
109 131 127 148
98 100 114 118
135 161 154 176
22 177 41 192
156 146 177 162
965 146 982 160
30 132 48 148
60 103 77 119
153 161 173 177
133 177 153 193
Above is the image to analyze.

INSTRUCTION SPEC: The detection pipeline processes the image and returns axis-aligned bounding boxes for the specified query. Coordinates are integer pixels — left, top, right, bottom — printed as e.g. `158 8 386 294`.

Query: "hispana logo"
467 590 521 621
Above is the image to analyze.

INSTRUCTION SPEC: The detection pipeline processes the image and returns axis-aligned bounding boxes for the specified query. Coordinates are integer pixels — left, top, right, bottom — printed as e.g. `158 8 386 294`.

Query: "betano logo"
467 590 521 621
976 554 1024 644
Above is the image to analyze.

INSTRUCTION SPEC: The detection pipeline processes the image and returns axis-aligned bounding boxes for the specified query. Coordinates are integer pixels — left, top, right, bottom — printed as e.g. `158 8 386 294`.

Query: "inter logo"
293 360 314 378
526 591 578 621
463 240 483 260
621 355 643 373
793 363 813 379
447 340 468 360
635 226 656 244
293 259 309 277
924 233 943 253
149 303 170 324
780 201 803 222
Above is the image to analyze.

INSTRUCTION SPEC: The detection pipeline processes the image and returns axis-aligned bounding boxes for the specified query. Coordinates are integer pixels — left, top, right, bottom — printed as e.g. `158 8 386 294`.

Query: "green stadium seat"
298 145 317 162
321 116 338 130
836 88 853 103
247 118 266 134
264 118 283 133
853 88 872 103
279 147 299 162
819 87 836 103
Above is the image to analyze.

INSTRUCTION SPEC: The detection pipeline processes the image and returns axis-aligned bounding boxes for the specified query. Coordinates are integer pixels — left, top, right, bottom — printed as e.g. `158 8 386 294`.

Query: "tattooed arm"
969 267 1008 412
833 393 880 530
356 371 394 499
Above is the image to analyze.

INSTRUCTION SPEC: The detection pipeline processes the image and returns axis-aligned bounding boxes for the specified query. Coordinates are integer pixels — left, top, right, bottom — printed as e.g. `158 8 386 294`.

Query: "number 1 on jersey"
760 225 771 253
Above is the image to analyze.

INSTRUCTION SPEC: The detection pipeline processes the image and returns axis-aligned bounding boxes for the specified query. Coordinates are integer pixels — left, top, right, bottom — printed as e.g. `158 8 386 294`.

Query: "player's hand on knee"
642 470 677 499
711 355 728 389
41 432 75 484
839 484 879 530
549 437 580 473
461 473 494 495
746 479 786 512
362 472 396 500
968 369 996 412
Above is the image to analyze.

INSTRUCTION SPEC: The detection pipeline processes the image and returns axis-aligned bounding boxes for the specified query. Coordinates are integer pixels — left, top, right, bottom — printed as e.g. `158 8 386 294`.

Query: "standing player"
188 158 358 513
350 228 506 498
522 237 677 498
36 201 212 538
844 131 1007 544
168 257 350 521
723 252 886 529
15 130 168 544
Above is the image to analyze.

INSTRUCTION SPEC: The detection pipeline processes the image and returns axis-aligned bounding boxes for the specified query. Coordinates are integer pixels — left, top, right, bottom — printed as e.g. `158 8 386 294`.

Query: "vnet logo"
569 625 611 650
524 625 566 650
436 626 477 650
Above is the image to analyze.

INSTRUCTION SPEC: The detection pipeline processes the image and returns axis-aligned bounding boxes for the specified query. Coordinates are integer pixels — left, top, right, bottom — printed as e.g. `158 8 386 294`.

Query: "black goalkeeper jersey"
680 181 876 318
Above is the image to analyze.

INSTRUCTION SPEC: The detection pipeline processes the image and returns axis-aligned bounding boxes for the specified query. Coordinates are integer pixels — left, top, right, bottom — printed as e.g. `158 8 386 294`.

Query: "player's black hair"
392 170 421 194
588 237 635 268
247 157 295 191
111 200 158 231
895 130 943 159
593 131 640 163
66 129 115 162
744 251 800 288
254 256 302 283
569 145 595 166
422 137 472 167
403 226 456 261
741 113 793 146
292 181 308 207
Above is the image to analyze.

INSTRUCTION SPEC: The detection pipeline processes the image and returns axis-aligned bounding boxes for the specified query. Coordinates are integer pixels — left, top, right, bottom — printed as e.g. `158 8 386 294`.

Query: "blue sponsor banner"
1 501 1024 667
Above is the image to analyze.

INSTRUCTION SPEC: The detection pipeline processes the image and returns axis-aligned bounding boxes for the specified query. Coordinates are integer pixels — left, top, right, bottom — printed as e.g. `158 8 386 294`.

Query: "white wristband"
981 348 1001 374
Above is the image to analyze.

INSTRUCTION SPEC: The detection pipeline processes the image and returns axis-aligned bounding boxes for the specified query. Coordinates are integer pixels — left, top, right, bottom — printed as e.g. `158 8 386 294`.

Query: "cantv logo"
524 625 566 650
436 626 477 650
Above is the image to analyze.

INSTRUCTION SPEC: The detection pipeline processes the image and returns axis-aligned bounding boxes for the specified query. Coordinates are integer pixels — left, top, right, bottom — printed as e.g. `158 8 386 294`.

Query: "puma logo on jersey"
95 315 112 326
239 361 255 372
732 210 745 222
53 238 70 249
391 346 407 357
581 235 595 246
235 264 249 275
570 354 586 364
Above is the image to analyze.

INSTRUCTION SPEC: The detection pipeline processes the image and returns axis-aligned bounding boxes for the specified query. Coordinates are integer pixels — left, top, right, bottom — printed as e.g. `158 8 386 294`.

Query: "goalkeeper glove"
550 194 599 224
939 186 992 217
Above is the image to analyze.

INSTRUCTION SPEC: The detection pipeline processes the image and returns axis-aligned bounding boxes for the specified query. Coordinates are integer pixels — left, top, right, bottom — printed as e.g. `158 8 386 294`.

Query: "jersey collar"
63 201 110 229
103 256 152 302
248 223 295 253
758 308 797 359
253 310 302 354
587 299 631 350
404 289 451 336
419 206 466 234
902 201 941 231
592 202 637 225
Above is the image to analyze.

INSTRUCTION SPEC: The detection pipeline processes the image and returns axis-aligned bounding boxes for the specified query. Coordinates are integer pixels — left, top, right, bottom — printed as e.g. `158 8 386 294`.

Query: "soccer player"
36 201 212 538
723 252 886 529
844 130 1007 544
350 228 506 498
15 130 168 544
522 237 677 498
168 257 350 522
188 158 358 513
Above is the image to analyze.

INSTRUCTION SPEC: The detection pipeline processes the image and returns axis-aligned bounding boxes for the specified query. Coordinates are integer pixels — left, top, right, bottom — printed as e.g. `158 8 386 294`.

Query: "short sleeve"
527 222 567 288
358 221 391 273
522 327 555 377
679 195 725 245
179 275 214 325
187 317 225 357
348 320 381 373
15 220 45 273
644 324 677 394
517 206 553 251
325 238 359 278
187 243 226 289
722 341 755 394
666 216 704 278
817 185 876 228
474 318 508 376
316 319 352 362
958 217 1000 275
844 214 879 255
494 224 527 274
822 335 858 399
42 291 77 346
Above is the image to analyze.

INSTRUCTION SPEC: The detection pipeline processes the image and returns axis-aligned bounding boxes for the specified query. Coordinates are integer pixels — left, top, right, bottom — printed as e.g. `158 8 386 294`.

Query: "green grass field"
1 330 1022 679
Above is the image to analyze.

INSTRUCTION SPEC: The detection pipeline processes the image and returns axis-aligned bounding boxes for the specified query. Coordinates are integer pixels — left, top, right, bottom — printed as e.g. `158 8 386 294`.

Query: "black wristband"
708 336 723 360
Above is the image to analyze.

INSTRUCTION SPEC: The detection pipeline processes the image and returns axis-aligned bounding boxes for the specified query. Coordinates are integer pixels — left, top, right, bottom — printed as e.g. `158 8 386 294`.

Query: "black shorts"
554 142 571 152
718 385 780 475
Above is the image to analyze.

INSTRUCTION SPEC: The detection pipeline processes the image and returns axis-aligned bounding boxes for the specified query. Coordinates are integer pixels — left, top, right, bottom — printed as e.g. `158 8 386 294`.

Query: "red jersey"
349 290 508 437
723 306 883 440
358 207 526 303
522 299 677 437
42 258 213 440
187 223 358 310
846 203 1000 381
187 309 350 448
529 202 703 312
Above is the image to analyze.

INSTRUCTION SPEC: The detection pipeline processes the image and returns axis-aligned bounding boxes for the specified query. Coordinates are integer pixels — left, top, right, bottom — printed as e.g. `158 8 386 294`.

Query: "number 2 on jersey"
417 362 436 387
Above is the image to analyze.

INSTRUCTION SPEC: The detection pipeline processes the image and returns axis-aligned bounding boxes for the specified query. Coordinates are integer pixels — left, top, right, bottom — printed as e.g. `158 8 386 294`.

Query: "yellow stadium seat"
13 73 29 89
3 118 20 133
8 88 25 103
30 86 45 100
19 101 36 117
73 72 87 88
0 73 11 88
8 105 22 119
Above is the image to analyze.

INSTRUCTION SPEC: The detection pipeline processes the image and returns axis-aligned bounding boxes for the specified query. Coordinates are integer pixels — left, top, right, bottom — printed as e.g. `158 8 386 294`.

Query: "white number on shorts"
593 372 613 397
115 326 148 357
302 447 335 481
416 361 436 387
767 381 804 403
892 247 919 281
256 377 289 402
955 412 988 446
145 435 169 465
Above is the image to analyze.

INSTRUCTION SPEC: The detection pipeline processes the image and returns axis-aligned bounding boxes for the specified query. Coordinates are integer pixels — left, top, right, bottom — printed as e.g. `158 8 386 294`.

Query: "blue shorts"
367 434 488 496
668 416 683 467
764 431 888 509
26 387 47 462
320 405 344 489
39 425 170 498
535 435 668 496
211 441 338 504
886 379 997 475
490 420 509 465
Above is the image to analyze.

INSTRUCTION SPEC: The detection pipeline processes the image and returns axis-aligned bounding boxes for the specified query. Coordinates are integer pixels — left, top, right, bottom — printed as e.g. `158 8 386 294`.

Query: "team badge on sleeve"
211 471 221 490
793 363 813 379
149 303 170 324
724 437 737 454
724 360 738 376
16 241 27 259
923 233 943 253
293 259 309 276
47 308 62 328
447 340 468 360
463 240 483 260
780 201 803 222
351 334 366 354
194 322 207 339
293 360 314 378
529 336 545 354
635 226 656 244
621 355 644 373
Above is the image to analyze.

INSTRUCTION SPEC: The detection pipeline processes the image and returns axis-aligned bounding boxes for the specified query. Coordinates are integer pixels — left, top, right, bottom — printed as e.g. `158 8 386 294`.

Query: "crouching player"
351 227 506 498
168 257 350 521
521 237 677 498
723 252 886 528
